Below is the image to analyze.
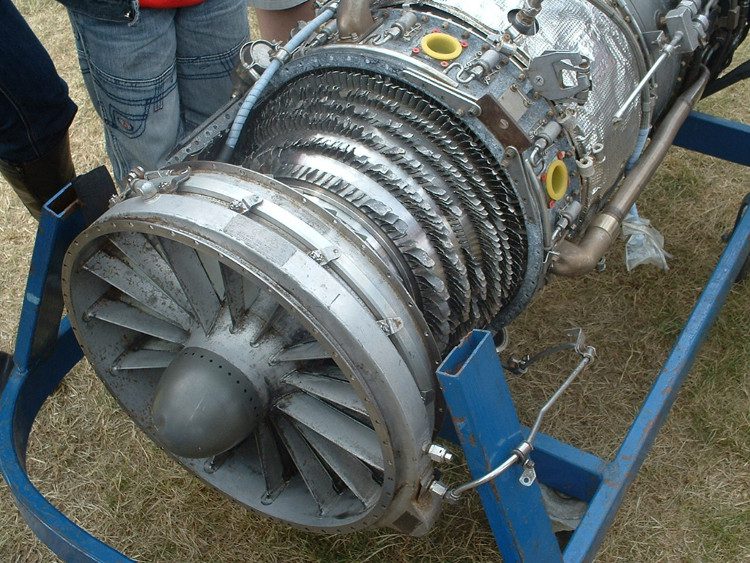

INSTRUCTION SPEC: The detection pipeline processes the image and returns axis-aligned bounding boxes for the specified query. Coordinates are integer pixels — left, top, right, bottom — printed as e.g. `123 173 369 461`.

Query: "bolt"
427 444 454 463
428 479 449 498
596 256 607 272
498 118 509 129
533 75 545 86
134 180 158 200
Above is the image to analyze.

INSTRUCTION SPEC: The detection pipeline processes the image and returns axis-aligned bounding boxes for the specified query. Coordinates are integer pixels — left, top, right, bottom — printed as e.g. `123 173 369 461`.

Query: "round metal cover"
62 163 440 533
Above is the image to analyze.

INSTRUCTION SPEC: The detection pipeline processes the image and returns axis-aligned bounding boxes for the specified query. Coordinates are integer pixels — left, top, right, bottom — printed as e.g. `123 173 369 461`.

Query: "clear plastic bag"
621 204 673 271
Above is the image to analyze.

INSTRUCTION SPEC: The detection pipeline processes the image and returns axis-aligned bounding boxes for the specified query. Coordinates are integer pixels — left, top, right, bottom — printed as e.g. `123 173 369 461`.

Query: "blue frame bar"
673 112 750 166
564 193 750 562
13 185 85 371
438 331 563 562
0 186 131 562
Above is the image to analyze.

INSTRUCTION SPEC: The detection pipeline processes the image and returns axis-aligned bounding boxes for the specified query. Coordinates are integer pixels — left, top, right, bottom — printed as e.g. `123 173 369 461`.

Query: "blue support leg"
437 331 563 562
0 186 131 562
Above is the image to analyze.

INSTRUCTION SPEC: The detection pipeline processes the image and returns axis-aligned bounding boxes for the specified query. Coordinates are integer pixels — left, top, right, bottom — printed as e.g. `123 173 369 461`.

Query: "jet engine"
62 0 749 534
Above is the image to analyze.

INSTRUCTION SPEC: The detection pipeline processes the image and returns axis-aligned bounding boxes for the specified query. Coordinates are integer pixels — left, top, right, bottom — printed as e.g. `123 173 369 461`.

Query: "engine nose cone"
151 347 263 459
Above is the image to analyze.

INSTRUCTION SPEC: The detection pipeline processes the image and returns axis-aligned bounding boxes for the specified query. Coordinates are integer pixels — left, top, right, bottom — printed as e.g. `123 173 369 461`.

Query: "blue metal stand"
437 111 750 561
0 186 130 562
0 112 748 562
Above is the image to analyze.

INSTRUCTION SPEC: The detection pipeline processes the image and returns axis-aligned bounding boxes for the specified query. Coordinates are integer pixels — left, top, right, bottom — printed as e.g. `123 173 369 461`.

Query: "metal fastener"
427 444 454 463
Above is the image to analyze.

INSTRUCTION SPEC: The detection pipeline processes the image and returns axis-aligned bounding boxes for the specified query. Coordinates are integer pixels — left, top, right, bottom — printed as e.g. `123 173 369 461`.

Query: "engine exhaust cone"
151 347 264 459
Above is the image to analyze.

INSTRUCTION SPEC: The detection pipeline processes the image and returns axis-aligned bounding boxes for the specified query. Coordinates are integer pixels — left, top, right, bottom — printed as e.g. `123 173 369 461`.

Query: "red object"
140 0 204 8
460 40 469 48
412 47 421 54
557 150 566 160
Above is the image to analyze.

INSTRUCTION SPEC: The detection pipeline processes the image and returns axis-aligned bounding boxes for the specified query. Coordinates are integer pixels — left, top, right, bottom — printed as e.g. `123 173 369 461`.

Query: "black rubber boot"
0 351 13 393
0 132 75 219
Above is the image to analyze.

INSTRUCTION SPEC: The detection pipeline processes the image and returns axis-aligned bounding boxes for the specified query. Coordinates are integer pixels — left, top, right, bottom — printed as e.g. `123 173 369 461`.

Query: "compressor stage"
61 0 749 535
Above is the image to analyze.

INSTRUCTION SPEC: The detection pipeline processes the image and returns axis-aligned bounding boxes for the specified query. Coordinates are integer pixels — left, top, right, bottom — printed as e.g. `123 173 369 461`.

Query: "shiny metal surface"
62 0 748 539
64 164 441 534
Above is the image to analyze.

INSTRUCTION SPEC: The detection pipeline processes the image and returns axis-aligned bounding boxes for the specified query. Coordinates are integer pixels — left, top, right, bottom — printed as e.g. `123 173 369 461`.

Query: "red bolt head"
412 47 421 54
432 27 441 33
540 173 548 183
557 151 566 160
549 199 556 208
460 40 469 48
440 61 449 67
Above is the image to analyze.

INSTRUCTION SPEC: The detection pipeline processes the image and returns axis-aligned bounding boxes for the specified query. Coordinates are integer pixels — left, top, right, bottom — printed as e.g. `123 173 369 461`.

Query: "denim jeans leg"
175 0 249 130
67 9 181 182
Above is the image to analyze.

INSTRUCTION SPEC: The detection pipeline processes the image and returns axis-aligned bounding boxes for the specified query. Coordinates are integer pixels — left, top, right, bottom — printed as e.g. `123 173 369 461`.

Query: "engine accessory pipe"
613 31 684 123
445 343 595 502
551 66 710 277
626 126 651 172
511 0 544 34
217 4 339 161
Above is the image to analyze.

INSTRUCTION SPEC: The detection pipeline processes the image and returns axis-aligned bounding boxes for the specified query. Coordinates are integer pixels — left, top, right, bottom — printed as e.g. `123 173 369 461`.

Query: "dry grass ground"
1 1 748 561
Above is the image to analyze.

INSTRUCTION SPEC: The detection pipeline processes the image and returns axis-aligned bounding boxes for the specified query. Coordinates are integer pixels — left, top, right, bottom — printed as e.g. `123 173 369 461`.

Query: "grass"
1 1 748 561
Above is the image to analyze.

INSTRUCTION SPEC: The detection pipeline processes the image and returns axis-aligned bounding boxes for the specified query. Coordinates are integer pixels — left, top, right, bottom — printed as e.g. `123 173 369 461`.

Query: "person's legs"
0 0 77 217
67 8 181 182
254 1 315 42
174 0 249 131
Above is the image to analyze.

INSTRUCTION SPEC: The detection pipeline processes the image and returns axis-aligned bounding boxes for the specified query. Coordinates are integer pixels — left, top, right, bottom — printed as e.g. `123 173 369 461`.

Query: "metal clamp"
527 50 592 104
128 166 192 200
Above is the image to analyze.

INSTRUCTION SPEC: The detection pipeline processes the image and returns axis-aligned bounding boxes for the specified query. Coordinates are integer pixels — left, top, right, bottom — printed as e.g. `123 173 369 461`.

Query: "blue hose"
218 4 339 161
625 126 651 217
626 126 650 173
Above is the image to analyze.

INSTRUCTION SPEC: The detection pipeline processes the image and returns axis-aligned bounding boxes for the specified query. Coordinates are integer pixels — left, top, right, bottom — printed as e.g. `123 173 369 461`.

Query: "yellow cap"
545 159 569 201
420 33 463 61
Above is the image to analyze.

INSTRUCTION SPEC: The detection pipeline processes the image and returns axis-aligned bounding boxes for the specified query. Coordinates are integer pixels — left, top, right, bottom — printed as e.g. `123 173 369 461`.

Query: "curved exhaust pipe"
551 67 710 277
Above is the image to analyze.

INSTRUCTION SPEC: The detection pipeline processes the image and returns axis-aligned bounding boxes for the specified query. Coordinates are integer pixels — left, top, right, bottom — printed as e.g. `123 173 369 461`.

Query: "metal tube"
447 342 595 501
613 32 683 123
551 66 710 276
526 349 594 445
446 452 521 501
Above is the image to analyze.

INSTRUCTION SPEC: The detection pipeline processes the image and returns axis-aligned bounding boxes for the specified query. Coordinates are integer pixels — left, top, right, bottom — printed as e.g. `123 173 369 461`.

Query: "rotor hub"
151 347 267 459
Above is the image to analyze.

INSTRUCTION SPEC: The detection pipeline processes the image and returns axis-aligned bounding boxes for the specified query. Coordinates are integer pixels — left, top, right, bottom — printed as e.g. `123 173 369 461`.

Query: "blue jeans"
68 0 249 181
0 0 77 163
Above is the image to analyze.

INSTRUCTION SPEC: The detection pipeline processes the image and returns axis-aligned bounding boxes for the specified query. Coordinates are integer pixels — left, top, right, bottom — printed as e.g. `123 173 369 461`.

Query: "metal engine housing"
63 0 749 534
